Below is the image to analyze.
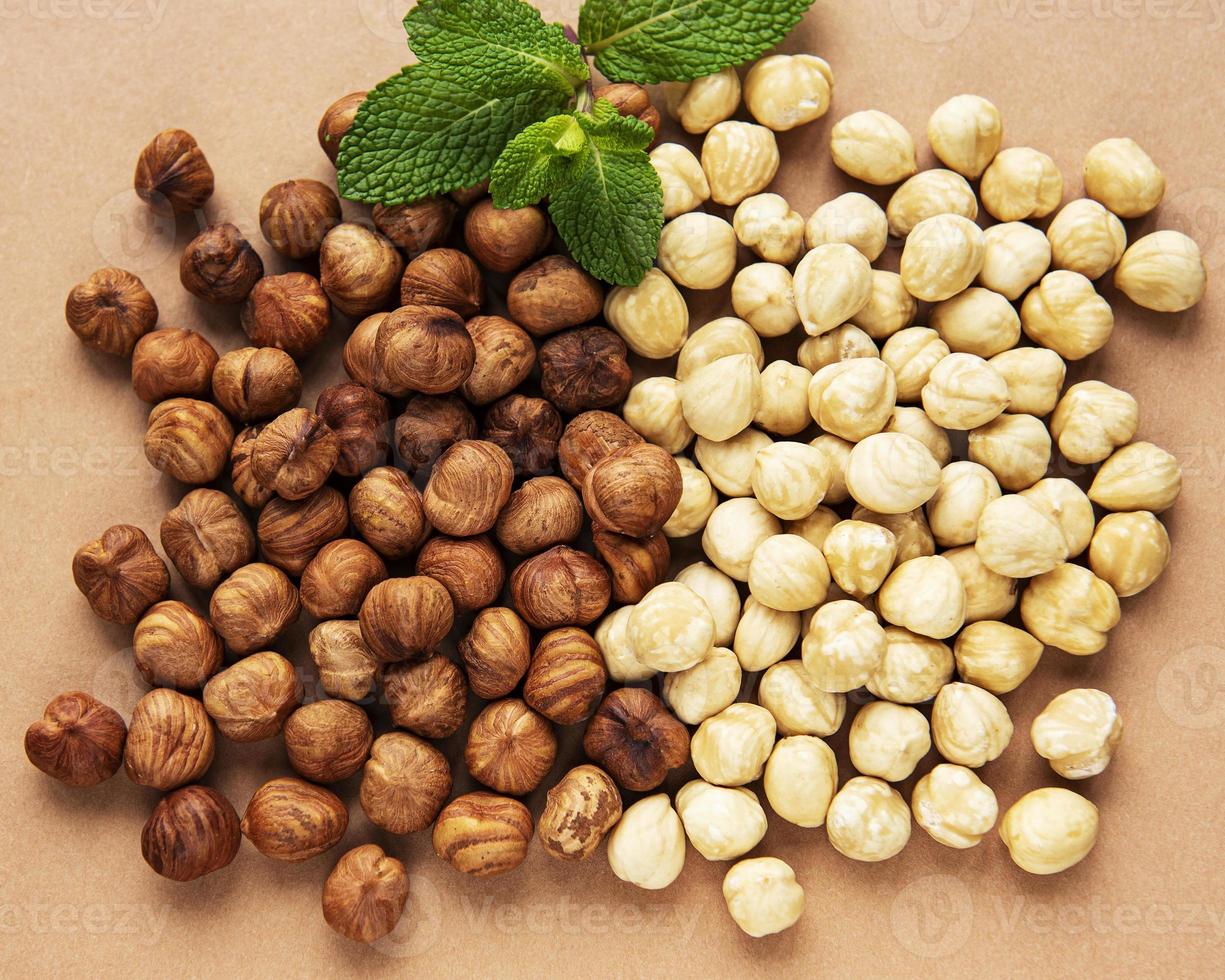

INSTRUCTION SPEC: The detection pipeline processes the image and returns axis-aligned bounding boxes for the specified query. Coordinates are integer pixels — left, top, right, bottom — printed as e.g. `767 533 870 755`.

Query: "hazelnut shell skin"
583 443 683 538
383 653 469 739
463 201 553 274
258 179 342 260
523 628 609 726
537 764 623 861
509 546 612 630
423 439 514 537
24 691 126 787
141 785 241 881
132 600 224 689
461 315 538 406
319 223 405 318
458 607 532 700
256 486 350 576
124 689 216 791
360 732 452 835
230 426 275 509
309 620 381 703
593 529 671 604
432 792 534 877
416 534 506 614
241 777 349 862
482 395 563 478
315 382 390 477
131 328 219 404
208 563 301 655
373 197 457 256
241 272 332 360
400 248 484 317
72 524 169 625
318 91 366 164
203 651 302 742
557 411 644 489
359 576 455 664
144 398 235 485
65 267 158 357
539 327 633 415
583 687 691 792
283 700 374 783
495 476 584 556
349 466 430 560
252 408 340 501
322 844 410 944
299 538 388 619
180 223 264 304
134 128 214 213
506 255 604 337
160 488 255 591
374 304 476 396
465 698 558 795
211 347 303 423
393 395 478 475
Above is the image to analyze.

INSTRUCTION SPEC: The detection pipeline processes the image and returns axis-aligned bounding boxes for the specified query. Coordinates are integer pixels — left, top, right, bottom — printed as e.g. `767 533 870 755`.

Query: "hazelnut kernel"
524 628 608 726
212 347 302 423
309 620 381 703
72 524 169 625
722 856 806 938
459 607 532 700
383 653 469 739
349 467 429 560
463 200 553 273
539 326 633 414
416 534 505 614
509 546 611 630
583 442 682 539
584 687 690 792
361 732 452 835
240 272 332 359
393 395 477 474
202 652 301 742
507 255 603 337
283 700 373 783
359 576 455 664
256 487 349 576
606 794 686 890
24 692 126 787
999 787 1099 875
65 267 157 356
461 315 537 406
143 398 235 485
180 223 264 304
134 128 213 213
124 689 215 790
373 197 456 255
133 600 223 690
241 777 348 862
141 785 241 881
208 563 301 655
826 776 911 862
538 764 623 861
319 223 404 318
482 394 563 477
317 91 365 164
465 698 557 796
131 328 218 404
258 179 341 259
322 844 409 945
433 792 533 877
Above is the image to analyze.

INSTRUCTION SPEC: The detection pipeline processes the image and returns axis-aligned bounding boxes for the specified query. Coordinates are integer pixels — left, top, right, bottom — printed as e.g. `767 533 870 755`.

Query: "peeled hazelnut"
849 701 930 782
926 461 1001 548
830 110 917 185
657 211 738 289
927 94 1002 179
461 315 537 406
373 197 456 255
180 223 263 304
629 581 716 671
694 427 773 498
734 264 801 340
141 785 241 881
594 606 654 683
300 539 387 619
72 524 169 625
968 413 1052 492
134 128 213 213
989 347 1066 417
900 213 986 303
133 600 223 689
400 248 483 317
464 200 553 273
259 179 341 259
1021 270 1114 360
540 327 633 414
482 394 563 477
757 660 844 737
583 443 682 538
675 780 768 862
241 272 332 359
256 487 349 576
584 687 690 791
650 142 711 219
1090 510 1171 597
557 411 643 488
785 504 841 551
1047 199 1127 280
384 653 468 739
416 534 505 613
359 576 454 664
593 530 670 605
322 845 409 945
703 498 782 583
507 255 603 337
65 267 158 356
208 563 301 655
125 689 215 790
510 546 611 629
975 493 1067 579
606 794 686 889
850 272 917 342
953 620 1043 695
826 776 912 862
349 467 430 560
886 407 952 465
1031 687 1123 780
318 91 366 164
131 328 218 404
921 352 1009 431
931 682 1012 767
822 520 898 599
979 221 1053 300
24 691 126 787
361 732 452 834
319 223 404 318
1114 229 1207 313
931 287 1019 358
606 268 692 361
868 626 954 704
433 792 533 877
375 304 476 396
980 146 1064 222
662 646 742 724
1021 563 1121 655
459 607 532 700
1089 441 1182 513
681 353 762 442
664 68 741 134
999 787 1099 875
793 243 873 337
881 327 948 402
230 426 274 509
595 82 661 137
802 599 886 693
313 382 389 477
749 534 831 612
702 121 780 206
211 347 302 423
495 477 583 556
1050 380 1139 466
805 192 889 261
911 764 998 849
202 652 301 741
241 777 348 862
808 357 897 442
342 313 386 390
765 736 837 829
879 555 966 640
538 764 623 861
664 457 718 538
310 620 381 702
394 395 477 474
1084 136 1165 217
523 628 608 725
283 700 373 783
423 439 514 536
465 698 557 795
854 506 936 563
887 169 979 239
144 398 235 485
251 408 339 501
690 702 776 787
744 53 832 131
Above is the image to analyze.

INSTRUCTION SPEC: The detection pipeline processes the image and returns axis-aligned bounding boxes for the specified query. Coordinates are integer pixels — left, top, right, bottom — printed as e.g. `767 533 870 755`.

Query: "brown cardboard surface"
2 1 1223 976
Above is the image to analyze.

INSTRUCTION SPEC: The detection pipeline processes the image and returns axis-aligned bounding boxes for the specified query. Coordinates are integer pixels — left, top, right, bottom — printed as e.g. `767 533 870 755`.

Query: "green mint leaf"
405 0 589 97
490 115 588 209
337 64 568 205
579 0 814 83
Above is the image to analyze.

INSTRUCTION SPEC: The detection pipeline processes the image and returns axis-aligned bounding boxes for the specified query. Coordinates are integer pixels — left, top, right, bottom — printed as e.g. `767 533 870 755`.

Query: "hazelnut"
400 248 483 317
931 287 1019 358
664 68 740 134
24 691 126 787
65 267 158 356
701 121 780 206
1089 441 1182 513
881 327 949 402
241 272 332 359
523 628 608 725
506 255 603 337
680 353 762 442
691 703 777 787
926 461 1001 548
319 223 404 317
314 382 390 478
202 652 302 741
931 682 1013 767
749 534 831 612
466 698 557 795
461 315 537 406
317 91 366 164
259 179 341 259
628 582 715 671
349 467 430 560
459 607 532 699
309 620 381 702
416 534 505 613
606 794 686 890
595 82 661 137
887 169 979 239
822 520 898 599
538 764 623 861
593 530 670 604
848 701 930 782
1090 510 1171 597
1020 270 1114 361
256 487 349 576
830 109 917 185
208 563 301 655
911 764 998 849
886 405 952 465
674 562 741 647
342 313 386 390
605 268 691 360
373 197 457 255
511 546 611 630
694 427 773 498
850 272 917 342
423 439 514 536
975 494 1066 579
979 220 1053 299
733 264 801 340
805 192 888 261
451 182 489 207
980 147 1064 222
926 94 1002 179
757 661 844 737
374 304 476 396
1084 136 1165 217
384 654 468 739
1114 229 1207 313
879 555 966 640
921 352 1009 430
785 504 841 550
808 358 897 442
283 700 374 783
664 458 718 538
124 689 215 790
953 620 1044 695
300 539 388 620
133 600 223 689
753 441 833 521
999 787 1099 875
557 411 643 488
764 735 838 828
662 646 742 725
72 524 169 625
650 142 711 219
134 128 214 212
394 395 477 474
826 776 912 862
361 732 452 834
482 394 563 477
744 53 833 131
130 328 218 404
722 857 806 938
594 606 655 683
322 845 409 945
1031 687 1123 780
495 477 584 556
582 443 682 538
241 777 348 862
433 792 533 877
143 398 235 485
702 497 782 583
180 223 263 304
141 785 241 881
657 212 738 289
584 687 690 791
989 347 1066 417
868 626 954 704
463 200 553 273
802 599 886 693
675 780 768 862
1047 199 1127 280
230 426 274 509
900 213 986 303
1050 380 1139 466
211 347 302 423
359 576 454 664
250 408 339 501
540 327 633 414
854 506 936 562
1021 563 1121 655
970 412 1052 494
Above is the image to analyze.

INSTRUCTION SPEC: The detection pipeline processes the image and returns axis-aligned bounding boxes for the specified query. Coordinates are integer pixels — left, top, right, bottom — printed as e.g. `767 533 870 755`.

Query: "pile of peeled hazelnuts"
32 83 687 944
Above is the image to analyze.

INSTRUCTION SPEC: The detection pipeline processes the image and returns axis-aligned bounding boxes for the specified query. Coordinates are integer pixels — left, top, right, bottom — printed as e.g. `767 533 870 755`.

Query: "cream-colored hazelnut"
931 287 1020 359
849 701 930 782
733 193 804 264
692 703 777 786
821 520 897 598
1021 270 1114 360
604 267 690 359
1114 230 1207 312
702 497 782 582
868 627 954 703
723 857 806 938
852 506 935 563
999 787 1099 875
845 432 941 515
649 142 711 219
664 68 741 134
931 682 1012 767
695 427 773 497
623 377 693 453
830 110 917 185
757 660 845 737
677 317 764 382
978 221 1052 300
754 361 813 435
1083 137 1165 218
849 272 917 342
887 169 978 239
954 621 1044 695
804 192 889 261
734 597 801 672
1089 511 1171 597
675 561 742 647
797 324 879 374
594 605 654 684
752 442 832 521
1049 381 1138 466
980 146 1063 221
793 243 873 337
764 735 838 827
801 599 886 693
826 776 911 862
702 121 780 206
628 582 715 673
926 461 1001 547
881 327 949 402
883 404 954 466
675 780 767 861
808 359 897 442
900 214 986 303
681 353 761 442
1047 199 1127 280
606 794 686 890
663 647 743 725
988 347 1066 417
921 352 1009 430
879 555 966 639
809 435 853 505
974 493 1067 578
732 264 800 339
968 413 1051 492
664 458 719 538
1089 441 1182 513
911 764 998 849
785 505 840 550
1021 478 1095 557
1034 688 1122 785
657 212 737 290
749 535 830 612
927 94 1002 179
1021 563 1121 655
744 54 833 130
942 545 1017 624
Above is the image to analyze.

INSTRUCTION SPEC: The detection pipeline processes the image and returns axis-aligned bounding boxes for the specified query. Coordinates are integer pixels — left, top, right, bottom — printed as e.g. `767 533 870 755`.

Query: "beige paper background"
2 0 1224 976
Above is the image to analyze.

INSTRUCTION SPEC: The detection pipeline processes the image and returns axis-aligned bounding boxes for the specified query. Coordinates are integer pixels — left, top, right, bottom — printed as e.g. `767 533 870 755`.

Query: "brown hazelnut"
423 439 514 536
133 600 224 689
349 466 430 559
509 546 612 630
230 426 275 509
461 315 537 405
523 628 608 725
465 698 557 795
134 129 214 213
537 764 623 861
583 443 683 538
144 398 235 485
256 487 349 576
319 223 405 318
65 267 158 357
241 272 332 360
458 607 532 700
211 347 303 423
124 689 215 790
374 304 476 396
507 255 604 337
360 732 452 834
482 395 562 477
463 200 553 274
583 688 690 792
259 179 342 260
594 83 662 140
315 382 390 477
300 539 388 619
130 328 218 403
540 327 633 414
384 653 469 739
393 395 478 474
557 410 644 489
283 700 374 783
309 620 381 702
342 313 385 389
141 786 241 881
24 691 126 787
72 524 169 625
241 776 348 862
179 223 264 304
318 91 366 164
251 408 340 501
592 529 671 604
432 792 533 877
322 844 410 944
450 182 489 207
416 534 505 613
495 476 584 556
203 651 302 741
208 563 301 655
160 488 255 591
373 198 457 256
359 576 455 664
400 248 484 317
